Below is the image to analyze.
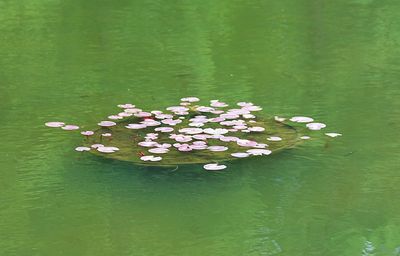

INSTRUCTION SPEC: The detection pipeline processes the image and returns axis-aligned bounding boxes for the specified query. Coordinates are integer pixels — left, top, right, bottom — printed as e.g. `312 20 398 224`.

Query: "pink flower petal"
267 136 282 141
45 122 65 128
75 146 91 152
148 148 169 154
125 124 147 129
208 146 228 152
246 149 272 156
98 121 116 127
248 126 265 132
181 97 200 102
231 152 249 158
203 163 227 171
306 122 326 130
290 116 314 123
62 125 80 130
81 131 94 136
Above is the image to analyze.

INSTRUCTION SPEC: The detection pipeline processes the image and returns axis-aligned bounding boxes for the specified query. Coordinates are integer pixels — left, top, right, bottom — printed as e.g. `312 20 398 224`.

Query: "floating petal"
203 128 229 135
155 127 174 133
208 146 228 152
91 144 104 149
267 136 282 141
203 163 227 171
179 128 203 135
62 125 80 130
138 141 158 147
126 124 147 129
274 116 286 122
290 116 314 123
248 126 265 132
117 104 135 109
306 122 326 130
45 122 65 128
97 146 119 153
231 152 249 158
98 121 116 127
75 146 91 152
108 115 123 120
81 131 94 136
247 149 272 155
181 97 200 102
149 147 169 154
140 155 162 161
325 132 342 137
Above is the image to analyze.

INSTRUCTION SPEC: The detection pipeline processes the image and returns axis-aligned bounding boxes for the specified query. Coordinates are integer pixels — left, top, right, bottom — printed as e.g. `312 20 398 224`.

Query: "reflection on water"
1 0 400 255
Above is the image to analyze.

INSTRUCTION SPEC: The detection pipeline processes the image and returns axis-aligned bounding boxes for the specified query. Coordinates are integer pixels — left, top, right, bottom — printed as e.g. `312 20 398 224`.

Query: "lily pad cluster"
45 97 341 170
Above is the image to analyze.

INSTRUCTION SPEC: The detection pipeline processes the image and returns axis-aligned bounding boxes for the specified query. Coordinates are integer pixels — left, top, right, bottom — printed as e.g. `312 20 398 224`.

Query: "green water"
1 0 400 255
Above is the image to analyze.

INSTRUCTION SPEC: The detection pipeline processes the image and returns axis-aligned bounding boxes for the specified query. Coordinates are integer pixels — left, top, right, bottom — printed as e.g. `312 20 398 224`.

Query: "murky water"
1 1 400 255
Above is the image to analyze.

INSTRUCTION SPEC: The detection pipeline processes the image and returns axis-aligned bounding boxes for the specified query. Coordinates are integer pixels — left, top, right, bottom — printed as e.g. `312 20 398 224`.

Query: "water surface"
1 0 400 255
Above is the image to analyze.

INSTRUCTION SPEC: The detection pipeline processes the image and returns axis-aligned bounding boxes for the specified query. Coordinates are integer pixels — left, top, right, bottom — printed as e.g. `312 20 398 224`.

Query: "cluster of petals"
45 98 342 171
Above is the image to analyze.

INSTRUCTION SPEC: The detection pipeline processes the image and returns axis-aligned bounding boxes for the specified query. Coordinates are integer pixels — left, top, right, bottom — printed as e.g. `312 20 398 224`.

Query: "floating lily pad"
83 110 301 167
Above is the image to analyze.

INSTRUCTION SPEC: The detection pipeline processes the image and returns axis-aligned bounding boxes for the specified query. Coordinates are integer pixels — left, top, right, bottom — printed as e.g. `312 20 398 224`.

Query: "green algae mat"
84 115 300 166
45 98 339 169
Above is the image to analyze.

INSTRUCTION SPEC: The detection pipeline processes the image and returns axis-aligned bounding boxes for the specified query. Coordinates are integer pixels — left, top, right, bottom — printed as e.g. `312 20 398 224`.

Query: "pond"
1 0 399 255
